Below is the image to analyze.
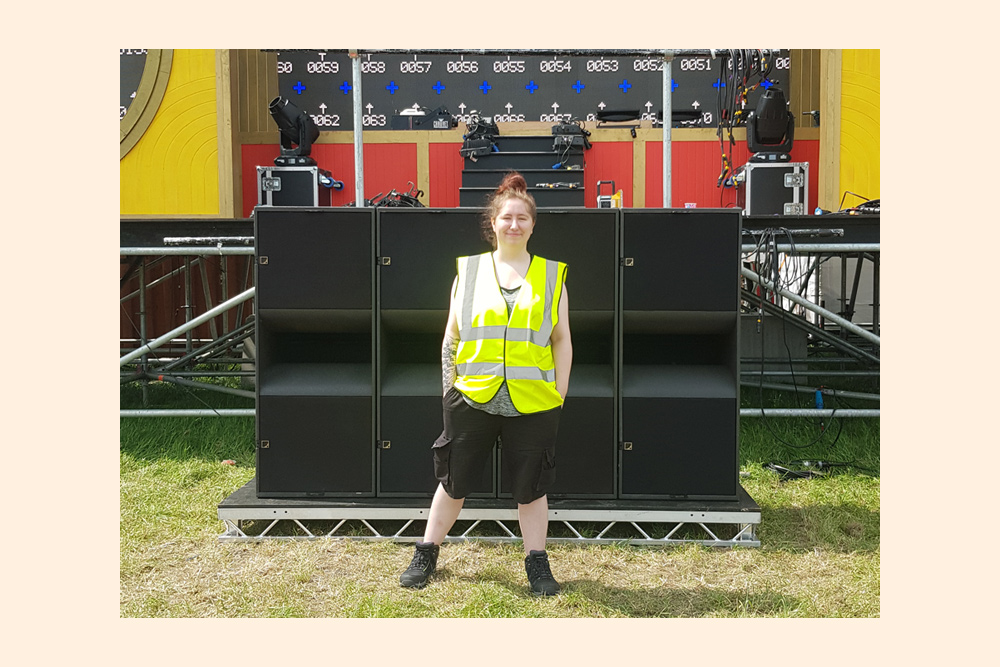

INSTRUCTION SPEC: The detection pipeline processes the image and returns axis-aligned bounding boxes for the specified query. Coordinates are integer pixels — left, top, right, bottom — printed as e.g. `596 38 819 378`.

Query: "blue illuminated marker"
525 80 539 94
713 78 726 89
386 81 399 94
433 81 445 95
339 81 352 94
293 81 306 95
672 79 678 92
761 79 774 89
572 80 585 94
479 81 492 94
619 79 632 93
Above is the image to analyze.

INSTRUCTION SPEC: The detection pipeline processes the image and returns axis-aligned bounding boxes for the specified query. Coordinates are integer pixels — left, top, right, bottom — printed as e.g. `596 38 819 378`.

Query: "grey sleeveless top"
461 284 522 417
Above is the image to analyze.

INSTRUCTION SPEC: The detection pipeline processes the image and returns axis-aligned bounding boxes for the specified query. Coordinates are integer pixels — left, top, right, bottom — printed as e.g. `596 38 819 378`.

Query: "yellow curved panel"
120 49 219 215
840 50 880 201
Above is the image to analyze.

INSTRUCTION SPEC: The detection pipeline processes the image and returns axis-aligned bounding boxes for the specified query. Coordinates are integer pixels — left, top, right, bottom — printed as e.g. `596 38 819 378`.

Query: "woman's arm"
442 278 460 395
549 285 573 401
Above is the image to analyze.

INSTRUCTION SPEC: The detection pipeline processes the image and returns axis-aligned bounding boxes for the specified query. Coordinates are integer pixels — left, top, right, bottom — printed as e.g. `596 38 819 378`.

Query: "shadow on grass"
563 579 805 617
439 568 804 617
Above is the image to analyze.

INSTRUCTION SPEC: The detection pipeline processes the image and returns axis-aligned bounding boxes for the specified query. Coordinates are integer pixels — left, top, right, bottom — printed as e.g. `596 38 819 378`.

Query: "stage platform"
218 479 762 547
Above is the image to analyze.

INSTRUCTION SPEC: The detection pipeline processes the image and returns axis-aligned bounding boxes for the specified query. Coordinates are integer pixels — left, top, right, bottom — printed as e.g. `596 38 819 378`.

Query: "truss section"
218 481 761 548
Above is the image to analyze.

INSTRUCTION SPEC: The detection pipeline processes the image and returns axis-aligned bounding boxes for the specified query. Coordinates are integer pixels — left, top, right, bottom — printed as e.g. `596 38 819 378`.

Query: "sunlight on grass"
121 382 879 618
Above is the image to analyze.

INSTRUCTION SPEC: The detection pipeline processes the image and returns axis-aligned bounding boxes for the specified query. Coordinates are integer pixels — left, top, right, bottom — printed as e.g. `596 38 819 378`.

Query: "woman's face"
491 197 535 248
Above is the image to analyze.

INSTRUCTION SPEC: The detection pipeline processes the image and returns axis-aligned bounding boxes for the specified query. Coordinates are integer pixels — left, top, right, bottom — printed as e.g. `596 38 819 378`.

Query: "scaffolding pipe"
741 370 880 377
198 257 219 341
129 370 255 378
662 50 674 207
741 243 879 253
139 259 148 406
741 380 880 402
351 50 364 207
741 266 880 347
152 373 256 400
184 257 193 354
741 288 880 365
157 321 255 372
121 258 203 304
120 247 255 256
120 287 256 366
120 409 255 418
163 236 253 246
741 409 879 418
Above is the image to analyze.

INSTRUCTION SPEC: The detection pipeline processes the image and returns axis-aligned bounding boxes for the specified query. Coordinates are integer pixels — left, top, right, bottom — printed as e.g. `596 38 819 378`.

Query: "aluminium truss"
217 480 761 548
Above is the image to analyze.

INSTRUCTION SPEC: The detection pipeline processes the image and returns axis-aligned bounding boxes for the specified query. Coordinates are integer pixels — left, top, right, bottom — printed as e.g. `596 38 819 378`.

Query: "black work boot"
524 549 561 596
400 541 440 589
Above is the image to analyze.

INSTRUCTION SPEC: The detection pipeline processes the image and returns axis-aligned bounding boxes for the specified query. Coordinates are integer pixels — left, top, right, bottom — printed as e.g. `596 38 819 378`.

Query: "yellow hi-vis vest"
453 252 567 414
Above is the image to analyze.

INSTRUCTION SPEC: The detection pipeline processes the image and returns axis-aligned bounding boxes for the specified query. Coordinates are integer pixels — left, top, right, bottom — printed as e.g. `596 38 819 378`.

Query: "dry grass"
120 383 879 618
120 453 879 618
120 533 878 618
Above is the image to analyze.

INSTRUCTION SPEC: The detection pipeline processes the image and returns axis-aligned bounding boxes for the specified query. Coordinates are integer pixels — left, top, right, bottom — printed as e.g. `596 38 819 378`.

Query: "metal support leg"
139 259 148 406
872 253 880 337
847 253 864 323
221 255 229 336
184 257 193 356
198 256 219 341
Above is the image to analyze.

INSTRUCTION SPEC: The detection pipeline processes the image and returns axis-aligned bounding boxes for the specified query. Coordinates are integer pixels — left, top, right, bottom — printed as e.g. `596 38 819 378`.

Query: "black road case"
257 166 332 207
736 161 808 216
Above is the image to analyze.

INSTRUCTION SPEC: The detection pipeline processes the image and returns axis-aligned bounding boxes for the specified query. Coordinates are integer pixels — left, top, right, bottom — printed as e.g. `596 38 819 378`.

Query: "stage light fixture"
268 96 320 166
746 87 794 162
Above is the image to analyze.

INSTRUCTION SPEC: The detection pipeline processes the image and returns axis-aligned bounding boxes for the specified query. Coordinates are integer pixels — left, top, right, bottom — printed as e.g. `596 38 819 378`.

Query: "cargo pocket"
432 434 452 487
535 448 556 492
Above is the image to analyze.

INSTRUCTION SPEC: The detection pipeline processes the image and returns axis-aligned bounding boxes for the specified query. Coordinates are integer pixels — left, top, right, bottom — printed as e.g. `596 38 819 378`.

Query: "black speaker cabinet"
376 210 496 497
255 207 372 311
619 209 741 500
254 207 376 497
499 209 619 498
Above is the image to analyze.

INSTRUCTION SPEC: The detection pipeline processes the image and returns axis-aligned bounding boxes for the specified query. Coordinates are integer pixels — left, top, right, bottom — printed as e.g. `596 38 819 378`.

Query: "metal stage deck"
218 479 762 548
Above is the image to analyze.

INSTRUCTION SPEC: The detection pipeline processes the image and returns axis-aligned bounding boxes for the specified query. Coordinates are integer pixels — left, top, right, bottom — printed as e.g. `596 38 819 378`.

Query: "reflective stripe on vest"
453 252 566 413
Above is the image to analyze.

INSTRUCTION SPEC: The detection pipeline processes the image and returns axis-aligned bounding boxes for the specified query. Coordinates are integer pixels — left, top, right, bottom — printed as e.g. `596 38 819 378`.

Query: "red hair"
481 171 537 247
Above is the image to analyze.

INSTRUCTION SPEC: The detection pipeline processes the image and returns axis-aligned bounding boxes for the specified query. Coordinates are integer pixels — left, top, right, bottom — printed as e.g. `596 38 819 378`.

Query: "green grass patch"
121 380 878 617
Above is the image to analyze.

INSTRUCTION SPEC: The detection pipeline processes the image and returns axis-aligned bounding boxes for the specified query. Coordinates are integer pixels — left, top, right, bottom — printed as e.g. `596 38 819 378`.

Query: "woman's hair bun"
497 172 527 195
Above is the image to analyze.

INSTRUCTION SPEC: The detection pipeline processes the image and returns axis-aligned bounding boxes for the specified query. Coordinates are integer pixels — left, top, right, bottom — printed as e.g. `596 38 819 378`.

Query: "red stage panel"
241 143 419 216
428 143 463 207
585 142 633 208
644 139 818 210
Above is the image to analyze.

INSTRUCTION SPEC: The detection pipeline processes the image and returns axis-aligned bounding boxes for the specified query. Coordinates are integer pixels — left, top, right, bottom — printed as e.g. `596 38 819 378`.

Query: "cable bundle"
744 227 845 452
715 50 774 188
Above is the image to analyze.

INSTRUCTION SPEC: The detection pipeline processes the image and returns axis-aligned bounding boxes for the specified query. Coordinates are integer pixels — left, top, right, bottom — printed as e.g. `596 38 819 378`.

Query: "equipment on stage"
746 87 794 164
261 98 343 204
268 97 320 166
390 105 458 130
596 180 622 208
257 165 342 207
551 119 591 149
734 161 808 216
459 112 500 160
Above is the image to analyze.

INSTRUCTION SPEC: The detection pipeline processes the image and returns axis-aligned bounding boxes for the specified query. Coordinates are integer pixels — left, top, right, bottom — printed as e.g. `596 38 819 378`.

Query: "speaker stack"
253 207 741 502
619 210 741 500
254 207 375 497
375 209 491 496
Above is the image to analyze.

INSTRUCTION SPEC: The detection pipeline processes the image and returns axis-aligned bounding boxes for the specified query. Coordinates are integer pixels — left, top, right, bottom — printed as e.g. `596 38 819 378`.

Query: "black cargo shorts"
432 386 561 504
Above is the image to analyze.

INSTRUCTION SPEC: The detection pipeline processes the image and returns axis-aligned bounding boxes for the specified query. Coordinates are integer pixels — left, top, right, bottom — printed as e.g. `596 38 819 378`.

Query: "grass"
120 371 879 618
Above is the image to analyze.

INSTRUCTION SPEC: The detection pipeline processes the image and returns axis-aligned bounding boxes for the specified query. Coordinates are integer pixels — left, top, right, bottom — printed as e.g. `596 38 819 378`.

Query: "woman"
400 172 572 596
